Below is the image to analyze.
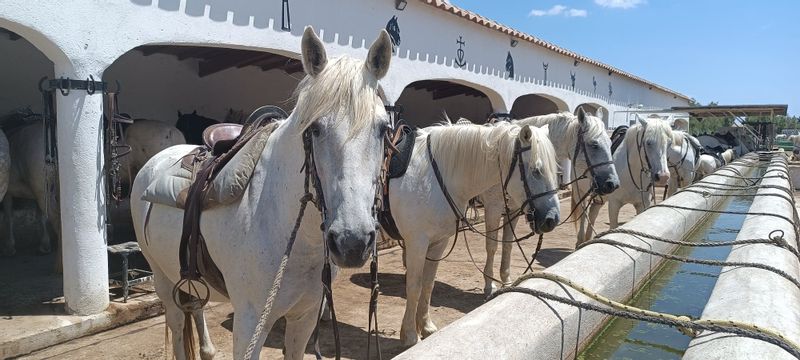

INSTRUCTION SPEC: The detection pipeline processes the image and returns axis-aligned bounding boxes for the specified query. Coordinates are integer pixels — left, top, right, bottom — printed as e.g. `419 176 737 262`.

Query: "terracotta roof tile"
417 0 690 101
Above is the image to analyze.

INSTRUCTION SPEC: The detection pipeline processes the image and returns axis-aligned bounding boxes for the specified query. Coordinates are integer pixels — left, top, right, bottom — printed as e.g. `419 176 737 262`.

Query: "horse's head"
294 27 392 268
502 124 560 233
575 107 619 195
635 115 673 186
667 132 696 187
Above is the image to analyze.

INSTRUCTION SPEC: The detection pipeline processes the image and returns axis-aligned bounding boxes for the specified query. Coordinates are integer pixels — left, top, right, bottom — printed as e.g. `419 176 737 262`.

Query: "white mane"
625 118 673 153
671 130 686 147
292 56 384 136
414 122 558 187
515 112 606 158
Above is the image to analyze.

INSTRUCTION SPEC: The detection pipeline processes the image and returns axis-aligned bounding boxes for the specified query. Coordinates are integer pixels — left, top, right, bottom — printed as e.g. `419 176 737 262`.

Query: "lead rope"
366 239 382 360
242 132 319 360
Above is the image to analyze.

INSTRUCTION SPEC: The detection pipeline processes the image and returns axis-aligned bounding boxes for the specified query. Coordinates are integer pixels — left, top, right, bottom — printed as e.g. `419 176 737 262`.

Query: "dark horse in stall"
176 110 220 145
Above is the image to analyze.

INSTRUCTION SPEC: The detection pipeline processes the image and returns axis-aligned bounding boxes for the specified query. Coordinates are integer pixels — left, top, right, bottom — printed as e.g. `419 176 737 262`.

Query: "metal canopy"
670 104 788 119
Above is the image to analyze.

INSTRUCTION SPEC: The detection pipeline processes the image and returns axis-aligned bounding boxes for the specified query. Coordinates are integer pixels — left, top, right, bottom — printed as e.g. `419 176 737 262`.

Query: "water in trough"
579 195 753 359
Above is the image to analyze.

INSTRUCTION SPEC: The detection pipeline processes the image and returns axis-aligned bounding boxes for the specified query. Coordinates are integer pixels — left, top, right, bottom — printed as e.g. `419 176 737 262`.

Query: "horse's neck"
616 129 647 187
256 120 321 246
428 137 510 203
518 117 575 161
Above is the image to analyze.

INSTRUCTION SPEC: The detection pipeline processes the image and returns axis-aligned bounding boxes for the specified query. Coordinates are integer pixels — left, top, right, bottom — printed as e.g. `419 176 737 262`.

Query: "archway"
510 94 569 119
0 26 63 318
101 44 305 290
395 79 496 127
574 103 610 128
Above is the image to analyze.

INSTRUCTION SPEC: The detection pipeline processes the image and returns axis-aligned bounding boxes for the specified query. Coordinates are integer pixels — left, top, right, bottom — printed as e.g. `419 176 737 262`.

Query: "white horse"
0 117 184 259
581 116 672 244
479 108 619 296
387 121 560 345
665 131 700 197
696 154 719 180
721 148 736 164
132 27 392 360
120 119 186 189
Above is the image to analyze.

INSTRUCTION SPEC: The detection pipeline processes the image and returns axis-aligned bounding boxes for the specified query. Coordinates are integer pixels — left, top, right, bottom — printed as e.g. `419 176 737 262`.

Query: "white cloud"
529 5 587 17
594 0 645 9
567 8 588 17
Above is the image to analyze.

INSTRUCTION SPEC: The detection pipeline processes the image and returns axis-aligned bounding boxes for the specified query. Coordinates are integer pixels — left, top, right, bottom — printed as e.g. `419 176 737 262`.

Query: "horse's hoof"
483 282 498 298
400 327 420 347
420 322 438 339
199 344 217 360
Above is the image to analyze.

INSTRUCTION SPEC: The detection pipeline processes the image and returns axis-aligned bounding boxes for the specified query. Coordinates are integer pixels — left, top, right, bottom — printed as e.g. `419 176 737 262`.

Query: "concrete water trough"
396 152 800 359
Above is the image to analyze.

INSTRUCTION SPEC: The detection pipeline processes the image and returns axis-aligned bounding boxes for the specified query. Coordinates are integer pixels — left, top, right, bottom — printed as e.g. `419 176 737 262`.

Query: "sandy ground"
19 198 639 360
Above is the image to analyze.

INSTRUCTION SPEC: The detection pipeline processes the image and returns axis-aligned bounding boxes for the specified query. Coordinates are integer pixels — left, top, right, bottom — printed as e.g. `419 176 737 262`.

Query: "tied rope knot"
676 315 699 337
770 230 789 248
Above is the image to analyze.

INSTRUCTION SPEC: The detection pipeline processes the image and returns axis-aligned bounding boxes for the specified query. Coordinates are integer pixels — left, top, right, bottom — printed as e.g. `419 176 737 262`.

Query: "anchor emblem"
455 36 466 68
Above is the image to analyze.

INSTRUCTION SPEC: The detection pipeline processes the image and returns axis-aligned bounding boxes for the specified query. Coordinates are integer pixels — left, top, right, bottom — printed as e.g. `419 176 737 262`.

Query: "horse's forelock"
292 56 384 138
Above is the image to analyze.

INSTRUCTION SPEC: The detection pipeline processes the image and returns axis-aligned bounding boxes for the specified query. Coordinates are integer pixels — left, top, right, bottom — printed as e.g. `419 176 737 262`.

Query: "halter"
500 138 558 228
566 124 615 192
668 135 690 188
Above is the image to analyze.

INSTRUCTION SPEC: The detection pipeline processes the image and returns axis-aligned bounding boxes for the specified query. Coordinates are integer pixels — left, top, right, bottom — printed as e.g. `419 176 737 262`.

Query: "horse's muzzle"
326 229 374 268
652 172 670 187
535 209 560 233
595 176 620 196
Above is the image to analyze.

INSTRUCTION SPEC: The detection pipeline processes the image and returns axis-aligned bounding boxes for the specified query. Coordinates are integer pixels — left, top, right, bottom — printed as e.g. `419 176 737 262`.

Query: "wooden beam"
139 45 169 56
198 52 262 78
258 56 293 71
236 53 278 68
282 60 305 74
432 86 485 100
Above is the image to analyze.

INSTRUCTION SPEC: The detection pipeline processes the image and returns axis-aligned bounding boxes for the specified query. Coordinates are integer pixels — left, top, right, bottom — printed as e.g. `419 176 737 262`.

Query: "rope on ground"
576 238 800 291
489 272 800 359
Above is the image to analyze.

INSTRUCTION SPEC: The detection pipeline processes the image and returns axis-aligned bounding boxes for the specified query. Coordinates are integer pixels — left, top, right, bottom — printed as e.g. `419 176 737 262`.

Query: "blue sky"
450 0 800 116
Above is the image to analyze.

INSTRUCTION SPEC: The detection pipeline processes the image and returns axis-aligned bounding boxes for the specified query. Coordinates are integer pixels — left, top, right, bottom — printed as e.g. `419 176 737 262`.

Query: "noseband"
501 138 558 229
569 126 614 192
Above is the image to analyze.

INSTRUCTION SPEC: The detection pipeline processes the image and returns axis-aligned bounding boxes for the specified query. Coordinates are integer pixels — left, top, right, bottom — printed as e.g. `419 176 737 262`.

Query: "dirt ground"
19 198 639 360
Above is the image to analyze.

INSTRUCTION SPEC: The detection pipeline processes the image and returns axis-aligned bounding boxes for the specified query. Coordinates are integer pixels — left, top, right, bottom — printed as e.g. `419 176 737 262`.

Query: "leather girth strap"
178 114 283 298
378 125 414 240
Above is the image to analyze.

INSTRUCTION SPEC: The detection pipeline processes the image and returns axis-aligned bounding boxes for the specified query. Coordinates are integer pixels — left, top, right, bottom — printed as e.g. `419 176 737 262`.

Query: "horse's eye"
591 141 600 149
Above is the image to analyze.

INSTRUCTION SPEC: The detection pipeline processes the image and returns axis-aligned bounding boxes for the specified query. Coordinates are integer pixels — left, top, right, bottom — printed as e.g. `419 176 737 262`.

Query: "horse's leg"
400 236 428 346
416 237 450 339
2 198 14 256
482 202 502 297
608 200 622 229
499 216 518 286
192 308 216 360
232 301 273 360
585 201 603 243
153 268 190 360
283 305 318 360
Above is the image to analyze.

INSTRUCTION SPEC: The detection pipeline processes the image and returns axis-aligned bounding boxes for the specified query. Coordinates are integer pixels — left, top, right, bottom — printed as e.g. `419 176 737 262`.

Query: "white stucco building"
0 0 691 315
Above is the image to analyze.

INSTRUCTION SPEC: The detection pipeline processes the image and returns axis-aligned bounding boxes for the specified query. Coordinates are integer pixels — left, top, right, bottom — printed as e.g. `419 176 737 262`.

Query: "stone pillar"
56 66 109 315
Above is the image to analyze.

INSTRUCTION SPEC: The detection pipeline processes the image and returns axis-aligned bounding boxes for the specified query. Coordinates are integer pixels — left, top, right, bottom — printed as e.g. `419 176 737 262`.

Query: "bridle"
499 137 558 229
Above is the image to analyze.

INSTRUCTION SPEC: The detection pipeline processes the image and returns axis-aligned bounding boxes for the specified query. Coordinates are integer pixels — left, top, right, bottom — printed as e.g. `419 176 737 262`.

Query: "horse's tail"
182 311 197 360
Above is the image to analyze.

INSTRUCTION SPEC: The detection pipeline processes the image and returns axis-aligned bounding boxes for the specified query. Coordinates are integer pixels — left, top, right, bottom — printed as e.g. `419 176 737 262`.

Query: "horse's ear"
576 107 587 124
636 114 646 127
177 110 182 117
519 125 533 143
365 30 392 80
301 26 327 77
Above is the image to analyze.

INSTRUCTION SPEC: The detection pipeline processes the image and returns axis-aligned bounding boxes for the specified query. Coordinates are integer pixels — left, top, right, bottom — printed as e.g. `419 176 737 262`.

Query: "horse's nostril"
326 231 340 255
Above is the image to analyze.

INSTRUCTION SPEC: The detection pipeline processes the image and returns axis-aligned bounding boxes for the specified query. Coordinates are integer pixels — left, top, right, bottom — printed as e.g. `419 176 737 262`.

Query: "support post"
57 67 109 315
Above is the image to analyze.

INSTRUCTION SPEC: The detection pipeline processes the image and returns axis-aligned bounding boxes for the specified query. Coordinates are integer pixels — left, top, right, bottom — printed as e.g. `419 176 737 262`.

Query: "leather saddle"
379 124 417 240
610 125 629 155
